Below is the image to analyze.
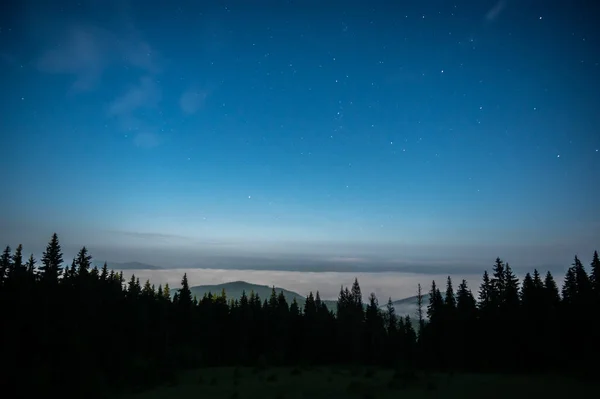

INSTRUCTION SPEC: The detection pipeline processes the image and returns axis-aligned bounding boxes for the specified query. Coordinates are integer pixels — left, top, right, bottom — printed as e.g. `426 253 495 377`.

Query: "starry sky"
1 0 599 274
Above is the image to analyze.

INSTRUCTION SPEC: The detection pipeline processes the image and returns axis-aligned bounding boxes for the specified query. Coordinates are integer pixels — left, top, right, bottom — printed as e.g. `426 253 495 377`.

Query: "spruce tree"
7 244 25 283
591 250 600 296
290 297 300 317
178 273 193 310
0 245 11 285
416 283 424 332
351 278 363 310
427 280 444 322
543 271 560 307
39 233 64 284
573 256 592 304
100 262 109 281
491 257 506 308
478 270 493 312
26 254 36 279
562 266 577 305
521 273 535 308
304 291 316 317
127 274 141 299
456 279 477 370
503 263 520 309
456 280 477 318
75 246 92 278
444 276 456 310
385 297 397 334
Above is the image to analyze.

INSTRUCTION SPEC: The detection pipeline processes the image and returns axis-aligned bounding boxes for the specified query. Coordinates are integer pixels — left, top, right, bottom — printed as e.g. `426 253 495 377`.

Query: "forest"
0 233 599 397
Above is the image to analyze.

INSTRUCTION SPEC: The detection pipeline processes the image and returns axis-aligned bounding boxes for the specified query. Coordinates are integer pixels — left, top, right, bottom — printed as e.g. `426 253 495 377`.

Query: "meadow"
119 366 596 399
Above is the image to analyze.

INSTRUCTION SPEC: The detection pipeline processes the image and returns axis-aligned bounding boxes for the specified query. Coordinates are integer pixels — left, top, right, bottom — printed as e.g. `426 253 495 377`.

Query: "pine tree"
127 274 141 299
491 257 506 308
7 244 25 283
427 280 443 322
142 280 154 299
456 280 477 318
0 245 11 285
416 283 424 332
591 250 600 296
100 262 109 281
177 273 193 310
521 273 535 308
543 271 560 307
478 270 493 312
290 297 300 317
364 292 384 364
503 263 520 309
304 291 316 317
562 266 577 305
444 276 456 310
315 291 322 308
39 233 64 284
573 256 592 304
75 246 92 278
351 278 363 310
385 297 397 334
26 254 36 278
456 279 477 370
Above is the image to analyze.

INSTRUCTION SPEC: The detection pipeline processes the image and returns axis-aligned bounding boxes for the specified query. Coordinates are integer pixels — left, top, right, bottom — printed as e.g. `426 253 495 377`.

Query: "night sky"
1 0 599 275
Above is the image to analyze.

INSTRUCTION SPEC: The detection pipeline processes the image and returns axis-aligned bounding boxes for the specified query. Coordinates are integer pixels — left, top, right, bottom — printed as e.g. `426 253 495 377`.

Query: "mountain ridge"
173 280 423 317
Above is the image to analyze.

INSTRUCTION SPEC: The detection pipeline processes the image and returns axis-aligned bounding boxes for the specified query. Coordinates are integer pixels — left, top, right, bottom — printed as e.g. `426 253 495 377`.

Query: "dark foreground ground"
118 367 597 399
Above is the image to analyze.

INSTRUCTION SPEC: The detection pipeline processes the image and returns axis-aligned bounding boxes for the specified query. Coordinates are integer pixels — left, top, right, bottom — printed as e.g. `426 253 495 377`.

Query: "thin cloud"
132 132 160 148
37 25 160 92
485 0 507 22
35 13 166 148
110 230 194 242
108 76 161 117
180 89 209 115
107 76 162 147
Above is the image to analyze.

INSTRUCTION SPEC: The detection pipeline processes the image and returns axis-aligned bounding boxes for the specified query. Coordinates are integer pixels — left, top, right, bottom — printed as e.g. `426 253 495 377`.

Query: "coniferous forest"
1 233 599 397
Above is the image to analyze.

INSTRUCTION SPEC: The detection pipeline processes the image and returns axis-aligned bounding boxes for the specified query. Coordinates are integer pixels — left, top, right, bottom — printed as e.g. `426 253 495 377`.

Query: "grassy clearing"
118 366 596 399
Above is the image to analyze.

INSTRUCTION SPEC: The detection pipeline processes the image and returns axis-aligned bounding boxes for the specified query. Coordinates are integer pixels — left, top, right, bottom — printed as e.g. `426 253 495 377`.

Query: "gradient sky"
1 0 599 275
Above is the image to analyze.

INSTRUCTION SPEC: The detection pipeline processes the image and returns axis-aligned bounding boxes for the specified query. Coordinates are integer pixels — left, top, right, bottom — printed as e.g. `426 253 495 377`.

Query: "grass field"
119 366 596 399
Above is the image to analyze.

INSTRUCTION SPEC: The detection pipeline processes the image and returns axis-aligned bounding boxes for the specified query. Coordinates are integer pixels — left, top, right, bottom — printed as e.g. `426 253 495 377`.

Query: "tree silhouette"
2 232 599 395
39 233 64 284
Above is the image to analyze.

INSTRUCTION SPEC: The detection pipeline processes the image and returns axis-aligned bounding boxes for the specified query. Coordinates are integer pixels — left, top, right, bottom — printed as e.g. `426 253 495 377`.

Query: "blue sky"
1 0 599 274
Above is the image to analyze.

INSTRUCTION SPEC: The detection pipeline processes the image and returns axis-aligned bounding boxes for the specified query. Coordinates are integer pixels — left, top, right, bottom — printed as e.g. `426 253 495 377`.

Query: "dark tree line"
0 234 599 396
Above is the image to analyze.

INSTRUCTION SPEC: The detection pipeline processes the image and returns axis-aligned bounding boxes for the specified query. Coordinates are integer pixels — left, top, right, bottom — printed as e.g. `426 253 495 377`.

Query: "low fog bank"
117 268 488 303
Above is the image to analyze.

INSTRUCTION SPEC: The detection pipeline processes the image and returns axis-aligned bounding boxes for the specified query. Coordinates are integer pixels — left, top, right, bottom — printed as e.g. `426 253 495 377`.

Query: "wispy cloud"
107 75 162 148
131 132 160 148
180 89 209 115
35 8 166 148
108 76 160 116
37 25 160 92
485 0 508 22
110 230 194 242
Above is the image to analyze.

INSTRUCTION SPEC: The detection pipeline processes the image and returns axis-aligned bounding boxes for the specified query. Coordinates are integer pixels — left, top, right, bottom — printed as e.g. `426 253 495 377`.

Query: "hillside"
175 281 423 317
94 261 162 270
187 281 305 305
383 293 431 320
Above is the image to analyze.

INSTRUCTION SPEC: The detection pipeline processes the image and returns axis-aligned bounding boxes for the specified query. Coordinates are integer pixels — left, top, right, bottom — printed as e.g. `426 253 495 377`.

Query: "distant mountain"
187 281 305 305
94 261 162 270
173 280 424 316
381 293 431 319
